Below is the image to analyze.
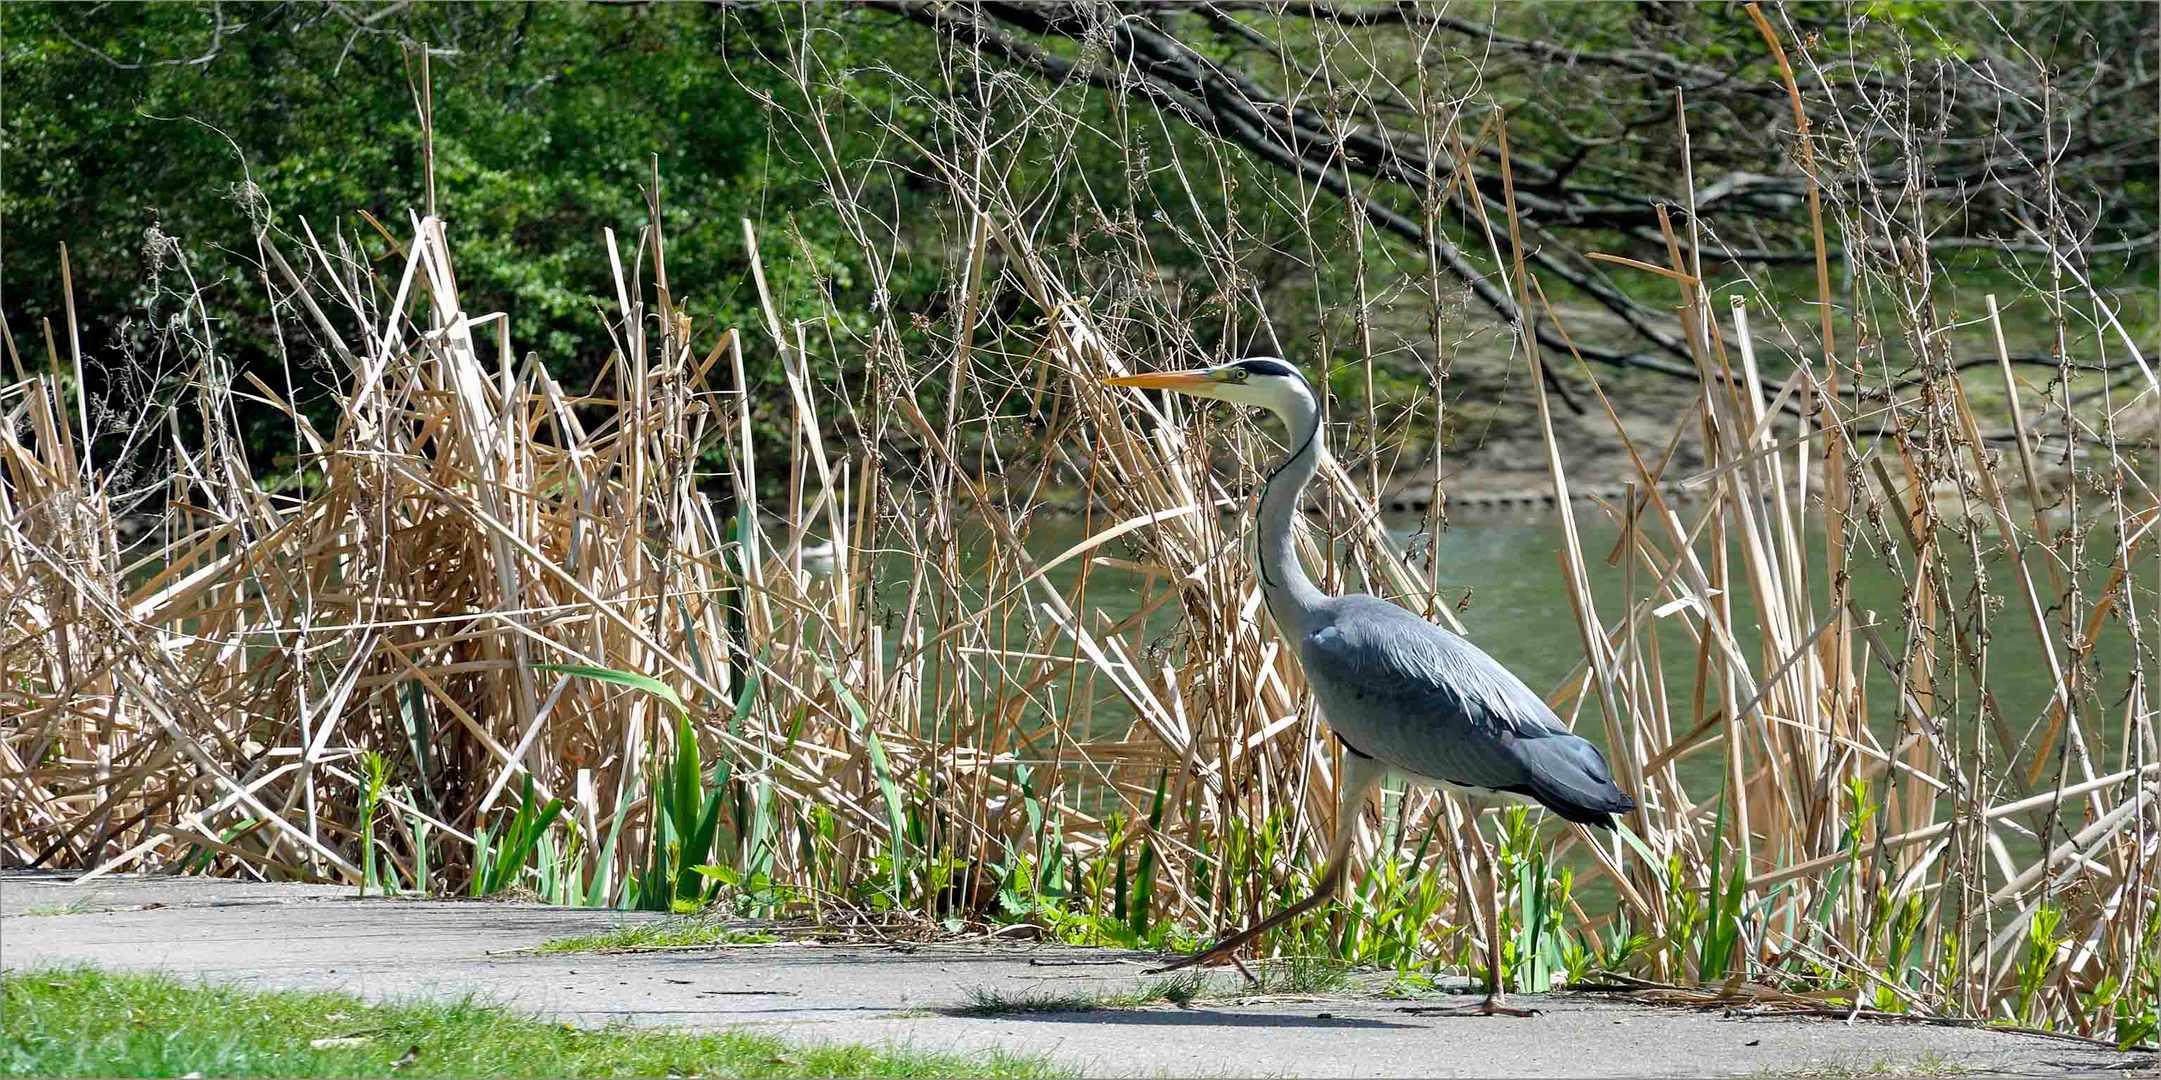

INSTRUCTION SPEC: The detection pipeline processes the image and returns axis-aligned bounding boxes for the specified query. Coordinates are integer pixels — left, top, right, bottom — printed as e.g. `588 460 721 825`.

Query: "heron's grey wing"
1298 596 1634 825
1297 597 1555 785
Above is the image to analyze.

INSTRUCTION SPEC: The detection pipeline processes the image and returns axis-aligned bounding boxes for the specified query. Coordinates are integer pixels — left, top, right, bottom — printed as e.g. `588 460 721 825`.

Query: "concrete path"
2 872 2149 1078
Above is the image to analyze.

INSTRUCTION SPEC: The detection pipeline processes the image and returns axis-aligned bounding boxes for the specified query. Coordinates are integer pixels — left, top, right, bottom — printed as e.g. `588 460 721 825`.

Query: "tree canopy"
4 1 2153 475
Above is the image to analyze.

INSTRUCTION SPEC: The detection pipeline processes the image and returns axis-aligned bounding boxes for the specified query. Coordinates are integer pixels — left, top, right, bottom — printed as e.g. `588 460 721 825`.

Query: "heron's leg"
1472 803 1538 1017
1150 751 1384 975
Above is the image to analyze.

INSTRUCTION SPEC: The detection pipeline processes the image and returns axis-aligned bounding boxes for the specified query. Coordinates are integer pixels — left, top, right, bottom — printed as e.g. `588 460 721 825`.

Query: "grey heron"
1106 357 1636 1017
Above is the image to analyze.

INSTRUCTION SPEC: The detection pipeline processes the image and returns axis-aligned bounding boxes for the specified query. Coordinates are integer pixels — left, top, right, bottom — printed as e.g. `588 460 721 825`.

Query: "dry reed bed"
5 14 2159 1045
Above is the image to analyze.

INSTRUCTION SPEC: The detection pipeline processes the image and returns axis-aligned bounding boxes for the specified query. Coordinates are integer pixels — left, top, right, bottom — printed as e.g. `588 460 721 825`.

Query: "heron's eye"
1225 367 1249 383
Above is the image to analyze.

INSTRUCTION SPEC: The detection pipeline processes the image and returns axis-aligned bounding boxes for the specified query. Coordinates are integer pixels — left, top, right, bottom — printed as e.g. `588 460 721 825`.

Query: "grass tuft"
952 987 1106 1017
1132 971 1206 1006
1752 1053 1967 1079
1242 957 1355 997
13 899 94 918
532 918 780 954
954 965 1346 1018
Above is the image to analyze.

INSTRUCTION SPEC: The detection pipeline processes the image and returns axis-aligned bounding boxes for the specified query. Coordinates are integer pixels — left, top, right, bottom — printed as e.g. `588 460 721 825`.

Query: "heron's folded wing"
1510 732 1637 823
1297 597 1562 790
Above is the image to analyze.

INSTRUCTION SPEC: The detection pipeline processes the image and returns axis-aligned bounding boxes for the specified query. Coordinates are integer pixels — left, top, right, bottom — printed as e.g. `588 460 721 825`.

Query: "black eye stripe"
1234 358 1298 379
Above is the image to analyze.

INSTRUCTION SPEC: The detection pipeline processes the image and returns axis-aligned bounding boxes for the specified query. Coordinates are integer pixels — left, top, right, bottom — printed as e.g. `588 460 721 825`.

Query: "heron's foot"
1474 994 1541 1018
1397 994 1542 1018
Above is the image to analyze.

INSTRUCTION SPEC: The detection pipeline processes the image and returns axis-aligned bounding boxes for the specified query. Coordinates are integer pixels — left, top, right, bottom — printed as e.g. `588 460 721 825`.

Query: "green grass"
954 974 1208 1016
953 987 1108 1017
532 917 781 954
1238 957 1355 997
1130 972 1206 1006
14 899 94 917
1751 1053 1965 1079
1 968 1066 1079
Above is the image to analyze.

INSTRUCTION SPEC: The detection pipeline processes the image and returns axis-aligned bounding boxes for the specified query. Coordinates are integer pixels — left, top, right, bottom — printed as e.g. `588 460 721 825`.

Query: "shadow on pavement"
936 1007 1417 1030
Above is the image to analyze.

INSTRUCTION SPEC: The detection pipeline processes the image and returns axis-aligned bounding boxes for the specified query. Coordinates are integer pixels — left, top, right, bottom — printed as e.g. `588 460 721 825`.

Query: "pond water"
973 502 2155 802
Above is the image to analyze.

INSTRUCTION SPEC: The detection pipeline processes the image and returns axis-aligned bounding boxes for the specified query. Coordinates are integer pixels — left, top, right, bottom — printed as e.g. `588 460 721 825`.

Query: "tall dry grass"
4 5 2157 1046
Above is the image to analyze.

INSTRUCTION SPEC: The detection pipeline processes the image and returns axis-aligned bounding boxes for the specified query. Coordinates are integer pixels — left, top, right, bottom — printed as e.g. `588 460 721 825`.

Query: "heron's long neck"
1256 391 1328 634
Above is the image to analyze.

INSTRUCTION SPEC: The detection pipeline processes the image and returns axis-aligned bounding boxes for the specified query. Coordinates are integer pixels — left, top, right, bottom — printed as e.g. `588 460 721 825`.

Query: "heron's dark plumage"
1235 358 1301 379
1299 595 1637 829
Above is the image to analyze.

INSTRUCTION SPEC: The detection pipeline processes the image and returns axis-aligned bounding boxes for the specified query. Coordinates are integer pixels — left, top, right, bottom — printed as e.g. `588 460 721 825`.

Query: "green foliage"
823 669 909 908
1333 811 1458 975
1127 772 1169 940
2107 908 2160 1049
534 918 778 955
1875 893 1926 1012
357 750 389 897
406 812 434 900
1495 806 1571 994
469 773 565 898
1 2 869 467
2016 904 2067 1028
954 987 1103 1017
635 713 726 912
11 0 2147 490
1695 799 1750 984
535 664 687 719
537 663 733 913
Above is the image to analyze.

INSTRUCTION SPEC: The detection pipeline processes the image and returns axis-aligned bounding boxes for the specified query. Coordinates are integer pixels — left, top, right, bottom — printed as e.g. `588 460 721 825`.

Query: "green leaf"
1129 771 1168 938
1612 820 1660 870
537 663 686 718
822 669 908 903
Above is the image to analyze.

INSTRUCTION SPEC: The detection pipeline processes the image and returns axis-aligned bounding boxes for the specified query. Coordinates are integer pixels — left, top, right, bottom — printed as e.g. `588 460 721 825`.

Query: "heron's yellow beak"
1103 370 1217 392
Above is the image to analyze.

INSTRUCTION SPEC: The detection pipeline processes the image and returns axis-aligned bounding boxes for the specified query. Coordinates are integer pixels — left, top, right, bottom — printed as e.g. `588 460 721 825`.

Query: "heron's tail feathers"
1514 733 1637 829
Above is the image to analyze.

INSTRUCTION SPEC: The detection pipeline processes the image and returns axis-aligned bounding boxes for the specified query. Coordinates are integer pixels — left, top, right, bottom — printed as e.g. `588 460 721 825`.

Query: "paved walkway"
2 872 2149 1077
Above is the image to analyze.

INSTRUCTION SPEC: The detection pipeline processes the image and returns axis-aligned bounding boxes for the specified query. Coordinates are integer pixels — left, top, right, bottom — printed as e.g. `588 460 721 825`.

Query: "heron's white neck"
1255 386 1328 635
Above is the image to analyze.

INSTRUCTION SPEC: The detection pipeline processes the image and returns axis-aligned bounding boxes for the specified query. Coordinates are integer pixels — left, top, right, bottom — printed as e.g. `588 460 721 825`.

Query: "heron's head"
1103 357 1314 420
